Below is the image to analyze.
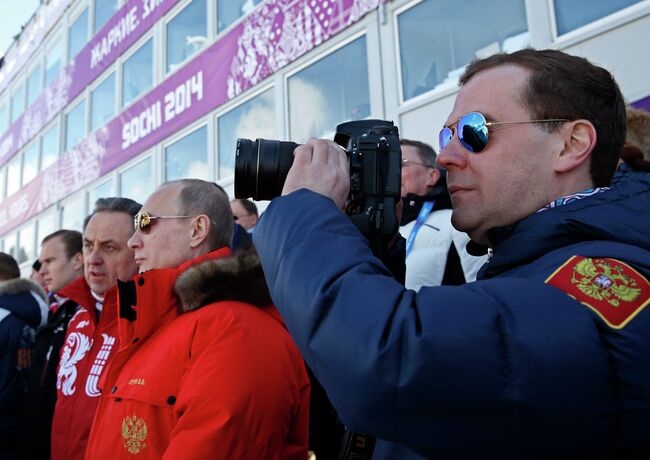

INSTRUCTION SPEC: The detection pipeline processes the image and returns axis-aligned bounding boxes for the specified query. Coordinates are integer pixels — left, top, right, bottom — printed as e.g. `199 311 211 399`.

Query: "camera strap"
405 200 434 256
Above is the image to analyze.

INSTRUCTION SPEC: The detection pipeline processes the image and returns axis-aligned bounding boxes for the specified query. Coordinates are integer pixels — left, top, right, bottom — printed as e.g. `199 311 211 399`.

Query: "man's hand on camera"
282 138 350 209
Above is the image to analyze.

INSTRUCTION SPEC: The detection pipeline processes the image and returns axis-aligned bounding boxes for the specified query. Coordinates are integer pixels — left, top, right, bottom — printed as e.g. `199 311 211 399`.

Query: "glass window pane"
41 123 61 170
0 104 7 134
62 194 85 231
46 41 63 86
95 0 118 33
554 0 642 35
27 65 42 106
120 157 153 203
22 144 39 185
165 126 208 181
38 210 59 246
91 73 116 131
0 167 5 200
88 180 114 212
288 37 369 142
398 0 528 100
11 84 26 123
167 0 207 73
18 223 36 264
217 88 275 179
217 0 263 32
7 155 22 196
69 9 89 61
65 99 87 150
4 233 17 259
122 39 153 107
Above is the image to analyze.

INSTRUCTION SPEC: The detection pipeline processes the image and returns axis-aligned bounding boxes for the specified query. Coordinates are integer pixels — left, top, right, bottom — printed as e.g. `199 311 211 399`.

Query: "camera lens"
235 138 299 200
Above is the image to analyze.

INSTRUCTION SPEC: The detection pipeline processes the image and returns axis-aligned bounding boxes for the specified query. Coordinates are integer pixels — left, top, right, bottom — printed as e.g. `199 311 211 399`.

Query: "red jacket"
85 248 310 459
51 278 120 460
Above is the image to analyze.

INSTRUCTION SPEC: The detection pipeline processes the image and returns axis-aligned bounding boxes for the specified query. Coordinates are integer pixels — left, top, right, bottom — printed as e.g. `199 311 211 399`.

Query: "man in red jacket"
85 179 310 460
51 198 141 460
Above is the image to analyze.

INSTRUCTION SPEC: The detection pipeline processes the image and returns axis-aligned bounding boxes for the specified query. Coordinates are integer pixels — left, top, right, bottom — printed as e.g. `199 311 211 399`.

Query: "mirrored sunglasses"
133 211 192 234
439 111 569 153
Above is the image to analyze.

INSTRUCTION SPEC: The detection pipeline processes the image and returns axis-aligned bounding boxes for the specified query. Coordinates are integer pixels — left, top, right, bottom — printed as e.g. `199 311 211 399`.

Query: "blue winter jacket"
0 278 47 450
254 172 650 459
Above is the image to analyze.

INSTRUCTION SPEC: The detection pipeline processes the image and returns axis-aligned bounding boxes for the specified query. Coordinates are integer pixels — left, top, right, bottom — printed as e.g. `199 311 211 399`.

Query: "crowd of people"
0 48 649 459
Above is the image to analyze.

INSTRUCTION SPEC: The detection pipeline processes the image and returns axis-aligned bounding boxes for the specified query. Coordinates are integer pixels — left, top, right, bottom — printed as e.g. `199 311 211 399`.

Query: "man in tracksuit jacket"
253 48 650 458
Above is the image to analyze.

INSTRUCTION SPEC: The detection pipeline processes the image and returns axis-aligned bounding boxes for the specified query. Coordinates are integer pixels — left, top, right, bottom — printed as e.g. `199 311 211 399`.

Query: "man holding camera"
253 48 650 458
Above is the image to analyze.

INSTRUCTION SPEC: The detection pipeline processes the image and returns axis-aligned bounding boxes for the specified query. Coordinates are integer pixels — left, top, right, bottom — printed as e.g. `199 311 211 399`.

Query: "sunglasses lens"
439 127 452 151
458 112 488 153
135 212 152 234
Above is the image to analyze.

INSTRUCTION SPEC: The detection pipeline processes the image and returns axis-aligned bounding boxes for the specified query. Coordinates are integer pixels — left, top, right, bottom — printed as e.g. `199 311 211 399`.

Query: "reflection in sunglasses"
133 211 192 234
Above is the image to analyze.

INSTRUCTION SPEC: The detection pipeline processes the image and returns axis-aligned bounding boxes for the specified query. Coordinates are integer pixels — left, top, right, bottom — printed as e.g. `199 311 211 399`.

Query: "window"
46 41 64 86
0 167 5 200
41 123 61 170
69 9 89 61
6 154 22 197
11 83 26 123
27 65 43 106
122 39 153 107
91 72 116 131
22 143 39 185
65 99 87 151
120 157 153 203
397 0 528 100
17 223 36 264
554 0 643 36
37 210 59 247
288 37 370 142
217 0 263 32
217 88 275 179
0 104 7 134
167 0 208 73
95 0 118 33
165 126 209 181
88 180 114 211
62 193 85 230
4 232 17 259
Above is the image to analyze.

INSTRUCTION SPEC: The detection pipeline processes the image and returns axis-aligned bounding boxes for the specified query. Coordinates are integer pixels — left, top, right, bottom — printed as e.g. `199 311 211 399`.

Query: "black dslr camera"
234 119 402 254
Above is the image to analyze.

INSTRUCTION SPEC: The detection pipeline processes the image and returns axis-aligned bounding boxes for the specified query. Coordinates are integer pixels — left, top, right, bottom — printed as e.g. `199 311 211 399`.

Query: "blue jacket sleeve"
254 190 642 458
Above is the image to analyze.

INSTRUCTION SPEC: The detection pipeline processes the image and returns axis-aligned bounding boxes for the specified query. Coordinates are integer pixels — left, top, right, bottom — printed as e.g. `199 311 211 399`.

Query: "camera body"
235 119 402 242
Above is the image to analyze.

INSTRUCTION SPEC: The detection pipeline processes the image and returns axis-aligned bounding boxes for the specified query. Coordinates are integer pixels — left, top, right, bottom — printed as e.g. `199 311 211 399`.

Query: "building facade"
0 0 649 271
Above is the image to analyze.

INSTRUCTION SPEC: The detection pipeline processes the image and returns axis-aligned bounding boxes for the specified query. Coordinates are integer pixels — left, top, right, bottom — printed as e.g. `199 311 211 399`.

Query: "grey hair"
83 197 143 232
163 179 234 250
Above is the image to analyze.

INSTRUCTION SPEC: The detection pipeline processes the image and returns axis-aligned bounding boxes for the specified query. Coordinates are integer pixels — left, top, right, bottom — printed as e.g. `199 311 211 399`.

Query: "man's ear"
72 252 84 272
189 214 211 248
425 167 441 188
554 119 597 173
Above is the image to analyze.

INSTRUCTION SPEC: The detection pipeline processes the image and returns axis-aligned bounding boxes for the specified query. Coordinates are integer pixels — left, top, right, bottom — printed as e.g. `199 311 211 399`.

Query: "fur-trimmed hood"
0 277 48 328
174 249 272 313
0 277 47 301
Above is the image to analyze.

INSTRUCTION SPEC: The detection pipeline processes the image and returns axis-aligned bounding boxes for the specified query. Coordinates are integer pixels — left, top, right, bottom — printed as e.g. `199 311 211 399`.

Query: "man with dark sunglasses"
85 179 310 460
253 48 650 458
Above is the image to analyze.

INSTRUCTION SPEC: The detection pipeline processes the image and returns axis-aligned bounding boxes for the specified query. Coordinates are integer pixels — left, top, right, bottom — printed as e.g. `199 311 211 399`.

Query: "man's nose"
128 231 141 250
436 143 468 170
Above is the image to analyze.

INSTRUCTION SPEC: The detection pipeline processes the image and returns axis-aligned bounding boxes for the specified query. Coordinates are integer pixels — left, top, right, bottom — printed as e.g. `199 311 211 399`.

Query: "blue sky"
0 0 42 58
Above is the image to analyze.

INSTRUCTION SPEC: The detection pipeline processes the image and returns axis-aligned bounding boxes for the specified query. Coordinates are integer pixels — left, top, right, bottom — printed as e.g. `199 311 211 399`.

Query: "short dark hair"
231 198 258 217
0 252 20 281
163 179 234 250
83 197 142 231
400 139 437 167
41 230 83 259
460 48 626 187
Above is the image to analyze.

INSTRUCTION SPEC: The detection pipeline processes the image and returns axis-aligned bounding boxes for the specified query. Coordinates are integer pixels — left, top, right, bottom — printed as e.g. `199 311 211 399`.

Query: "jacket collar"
479 174 650 279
